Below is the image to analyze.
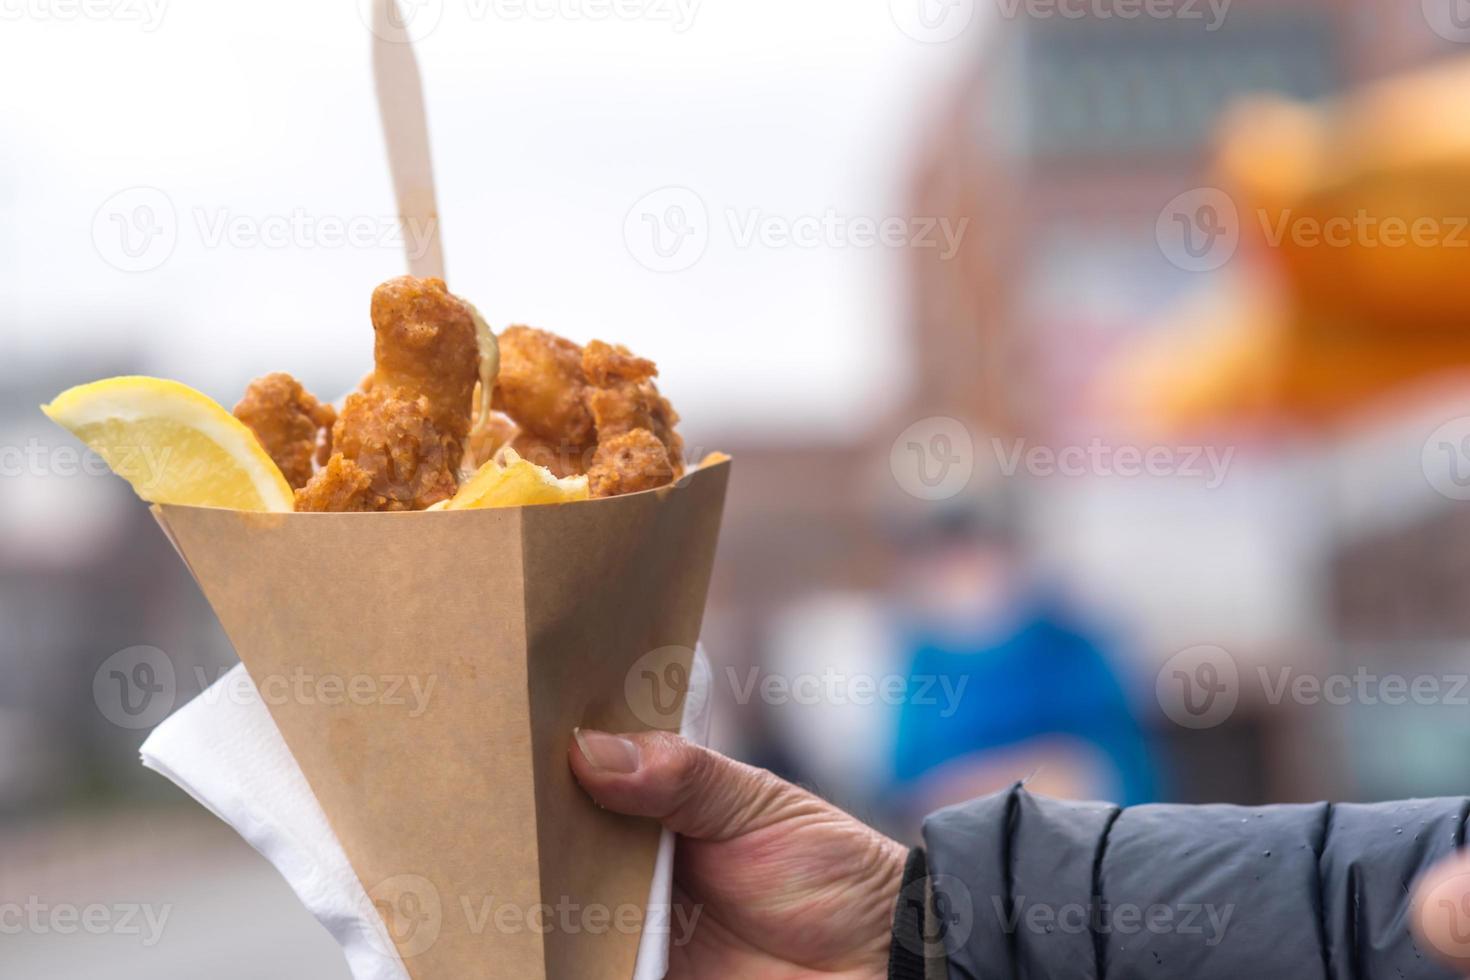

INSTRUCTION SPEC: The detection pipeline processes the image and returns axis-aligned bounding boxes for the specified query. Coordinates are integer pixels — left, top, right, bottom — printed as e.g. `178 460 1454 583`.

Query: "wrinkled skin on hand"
296 276 479 512
233 372 336 490
571 731 904 979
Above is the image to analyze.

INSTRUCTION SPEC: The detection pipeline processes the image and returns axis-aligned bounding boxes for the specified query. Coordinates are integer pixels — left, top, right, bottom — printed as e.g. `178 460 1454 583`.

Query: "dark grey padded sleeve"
920 785 1467 980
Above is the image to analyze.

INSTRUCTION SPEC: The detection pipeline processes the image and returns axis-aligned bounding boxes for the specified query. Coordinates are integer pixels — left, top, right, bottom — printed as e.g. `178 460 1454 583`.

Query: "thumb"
570 728 817 841
1414 851 1470 971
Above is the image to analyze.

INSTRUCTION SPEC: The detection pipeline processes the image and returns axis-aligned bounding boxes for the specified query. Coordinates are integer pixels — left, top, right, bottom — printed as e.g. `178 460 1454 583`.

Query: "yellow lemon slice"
448 448 589 510
41 376 295 512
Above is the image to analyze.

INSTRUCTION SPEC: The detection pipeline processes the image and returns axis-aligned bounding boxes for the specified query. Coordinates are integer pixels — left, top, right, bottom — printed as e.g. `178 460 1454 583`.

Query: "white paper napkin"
140 647 713 980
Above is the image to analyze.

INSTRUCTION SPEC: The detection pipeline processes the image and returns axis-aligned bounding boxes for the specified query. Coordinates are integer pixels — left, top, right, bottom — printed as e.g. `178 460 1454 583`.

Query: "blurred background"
8 0 1470 974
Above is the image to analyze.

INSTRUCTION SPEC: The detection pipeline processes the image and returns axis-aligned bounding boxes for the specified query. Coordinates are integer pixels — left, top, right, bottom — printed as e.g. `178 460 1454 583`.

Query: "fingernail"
574 728 641 774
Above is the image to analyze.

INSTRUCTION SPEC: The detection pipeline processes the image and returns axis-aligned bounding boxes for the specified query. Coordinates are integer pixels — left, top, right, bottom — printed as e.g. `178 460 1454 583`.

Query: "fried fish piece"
296 276 478 512
492 326 595 451
582 340 684 481
233 372 336 490
586 429 677 498
293 454 375 512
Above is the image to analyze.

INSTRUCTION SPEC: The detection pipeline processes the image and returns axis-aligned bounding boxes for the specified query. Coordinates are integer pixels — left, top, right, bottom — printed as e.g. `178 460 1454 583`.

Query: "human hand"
570 729 907 979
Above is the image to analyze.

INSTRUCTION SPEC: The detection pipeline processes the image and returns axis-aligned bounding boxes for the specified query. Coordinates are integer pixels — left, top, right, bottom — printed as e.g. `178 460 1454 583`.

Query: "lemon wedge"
447 448 589 510
42 376 295 512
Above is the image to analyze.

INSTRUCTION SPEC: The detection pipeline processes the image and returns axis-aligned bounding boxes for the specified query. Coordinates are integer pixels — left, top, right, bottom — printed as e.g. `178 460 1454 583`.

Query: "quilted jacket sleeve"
893 785 1470 979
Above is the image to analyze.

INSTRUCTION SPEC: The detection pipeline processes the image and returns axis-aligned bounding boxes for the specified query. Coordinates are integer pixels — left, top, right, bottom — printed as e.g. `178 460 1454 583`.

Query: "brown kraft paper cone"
152 460 730 979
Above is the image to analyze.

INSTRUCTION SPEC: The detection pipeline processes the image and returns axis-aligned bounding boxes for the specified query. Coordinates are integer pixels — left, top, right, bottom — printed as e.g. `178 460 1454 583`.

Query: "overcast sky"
1 0 974 441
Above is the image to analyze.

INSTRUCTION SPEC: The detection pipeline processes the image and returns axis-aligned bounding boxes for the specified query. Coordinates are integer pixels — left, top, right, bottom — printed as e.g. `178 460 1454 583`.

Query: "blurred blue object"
893 589 1156 807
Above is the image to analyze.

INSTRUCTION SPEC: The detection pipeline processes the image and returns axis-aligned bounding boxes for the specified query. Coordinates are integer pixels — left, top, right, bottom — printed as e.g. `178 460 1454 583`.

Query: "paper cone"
153 460 729 979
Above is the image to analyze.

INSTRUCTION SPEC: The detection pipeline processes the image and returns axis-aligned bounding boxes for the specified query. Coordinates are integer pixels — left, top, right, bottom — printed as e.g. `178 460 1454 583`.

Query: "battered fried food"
233 372 336 490
581 341 684 480
489 333 686 495
295 454 375 512
296 276 478 512
493 326 594 451
586 429 677 498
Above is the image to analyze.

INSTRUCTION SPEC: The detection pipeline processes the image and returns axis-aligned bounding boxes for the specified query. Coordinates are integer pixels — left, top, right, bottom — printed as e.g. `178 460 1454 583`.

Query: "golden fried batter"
493 326 595 451
293 454 375 512
582 340 684 480
586 429 677 498
296 276 478 512
233 372 336 490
